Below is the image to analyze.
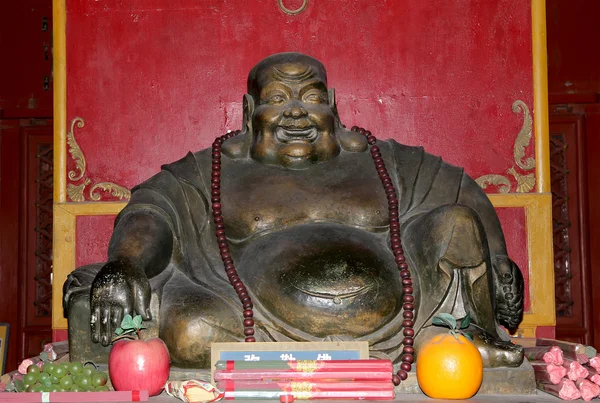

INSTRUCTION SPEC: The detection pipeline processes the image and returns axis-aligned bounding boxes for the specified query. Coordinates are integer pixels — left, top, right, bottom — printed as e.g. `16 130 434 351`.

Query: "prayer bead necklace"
210 128 415 385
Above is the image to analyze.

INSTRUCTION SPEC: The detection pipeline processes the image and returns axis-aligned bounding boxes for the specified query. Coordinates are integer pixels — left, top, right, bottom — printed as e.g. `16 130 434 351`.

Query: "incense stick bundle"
524 346 563 365
531 362 568 385
575 378 600 402
563 358 590 381
215 360 392 372
536 379 581 400
218 380 395 401
214 360 393 381
535 339 597 358
589 355 600 372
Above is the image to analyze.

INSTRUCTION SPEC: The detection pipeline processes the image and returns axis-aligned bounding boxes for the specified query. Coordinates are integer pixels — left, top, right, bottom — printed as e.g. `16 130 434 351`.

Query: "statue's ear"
328 88 343 128
329 87 367 152
223 94 254 159
242 94 255 135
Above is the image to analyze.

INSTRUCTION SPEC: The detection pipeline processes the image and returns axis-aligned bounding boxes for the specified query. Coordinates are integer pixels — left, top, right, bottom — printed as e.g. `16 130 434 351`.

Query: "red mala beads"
211 127 416 385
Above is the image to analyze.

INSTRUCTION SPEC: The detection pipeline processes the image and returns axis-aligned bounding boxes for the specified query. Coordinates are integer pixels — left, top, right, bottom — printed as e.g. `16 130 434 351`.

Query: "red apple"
108 337 170 396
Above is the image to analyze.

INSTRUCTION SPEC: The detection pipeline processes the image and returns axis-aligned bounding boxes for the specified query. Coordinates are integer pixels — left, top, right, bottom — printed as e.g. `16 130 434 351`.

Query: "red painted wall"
62 0 540 337
65 0 534 194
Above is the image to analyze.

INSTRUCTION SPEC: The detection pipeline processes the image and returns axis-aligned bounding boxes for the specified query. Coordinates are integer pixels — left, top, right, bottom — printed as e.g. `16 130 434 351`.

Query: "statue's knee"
433 205 487 267
160 302 242 368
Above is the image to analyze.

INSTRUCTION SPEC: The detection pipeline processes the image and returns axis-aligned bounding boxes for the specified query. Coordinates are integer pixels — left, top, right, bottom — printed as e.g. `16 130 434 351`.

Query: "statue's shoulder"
383 139 464 175
160 149 211 173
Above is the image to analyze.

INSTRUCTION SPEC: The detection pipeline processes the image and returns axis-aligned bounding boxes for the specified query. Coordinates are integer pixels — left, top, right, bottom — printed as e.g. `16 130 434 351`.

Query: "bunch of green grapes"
17 362 109 393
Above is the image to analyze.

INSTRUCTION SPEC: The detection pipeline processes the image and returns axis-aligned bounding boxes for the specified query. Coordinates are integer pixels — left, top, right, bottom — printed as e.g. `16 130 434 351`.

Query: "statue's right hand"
90 260 151 346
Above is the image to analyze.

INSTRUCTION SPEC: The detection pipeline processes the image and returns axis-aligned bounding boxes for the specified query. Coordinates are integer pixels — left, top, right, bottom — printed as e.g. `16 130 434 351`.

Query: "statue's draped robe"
86 139 507 361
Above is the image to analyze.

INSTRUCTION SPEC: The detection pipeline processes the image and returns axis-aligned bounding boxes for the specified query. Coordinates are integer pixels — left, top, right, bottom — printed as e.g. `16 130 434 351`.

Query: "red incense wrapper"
575 378 600 401
0 390 148 402
531 362 568 384
564 358 590 381
215 360 393 372
218 380 395 400
214 361 393 382
215 370 392 382
537 379 581 400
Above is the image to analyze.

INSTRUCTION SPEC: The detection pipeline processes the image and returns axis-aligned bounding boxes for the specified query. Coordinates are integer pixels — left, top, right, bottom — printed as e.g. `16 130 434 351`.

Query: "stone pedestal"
395 360 537 395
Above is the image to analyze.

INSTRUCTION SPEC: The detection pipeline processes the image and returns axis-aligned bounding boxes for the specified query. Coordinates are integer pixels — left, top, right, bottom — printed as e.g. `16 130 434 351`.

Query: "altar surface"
125 391 565 403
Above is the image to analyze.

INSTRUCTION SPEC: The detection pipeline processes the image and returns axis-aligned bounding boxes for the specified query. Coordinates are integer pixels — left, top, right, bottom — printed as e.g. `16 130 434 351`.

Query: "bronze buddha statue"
64 52 524 372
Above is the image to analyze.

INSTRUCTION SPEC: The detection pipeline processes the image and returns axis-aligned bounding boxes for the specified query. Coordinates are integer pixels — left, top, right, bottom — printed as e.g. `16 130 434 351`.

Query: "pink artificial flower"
18 359 34 375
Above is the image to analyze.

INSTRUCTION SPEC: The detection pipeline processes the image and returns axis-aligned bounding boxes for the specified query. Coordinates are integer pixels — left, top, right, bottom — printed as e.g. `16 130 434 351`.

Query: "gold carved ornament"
475 100 536 193
66 117 131 202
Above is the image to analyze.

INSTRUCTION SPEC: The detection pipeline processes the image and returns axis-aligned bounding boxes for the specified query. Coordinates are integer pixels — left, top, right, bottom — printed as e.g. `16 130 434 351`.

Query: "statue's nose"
283 101 308 119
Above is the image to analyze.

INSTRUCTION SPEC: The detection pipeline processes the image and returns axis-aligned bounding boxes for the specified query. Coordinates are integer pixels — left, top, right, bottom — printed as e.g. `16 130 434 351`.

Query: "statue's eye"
303 92 325 103
265 94 286 104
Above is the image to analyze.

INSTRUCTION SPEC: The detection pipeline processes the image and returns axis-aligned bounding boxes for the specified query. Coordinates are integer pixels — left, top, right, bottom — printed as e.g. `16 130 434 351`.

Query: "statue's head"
242 53 348 169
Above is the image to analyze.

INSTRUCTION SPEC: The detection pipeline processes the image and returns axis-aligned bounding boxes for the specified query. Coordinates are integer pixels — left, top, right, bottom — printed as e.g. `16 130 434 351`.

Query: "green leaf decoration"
432 313 457 330
115 327 124 336
463 332 474 342
120 314 135 330
460 314 471 329
133 315 142 328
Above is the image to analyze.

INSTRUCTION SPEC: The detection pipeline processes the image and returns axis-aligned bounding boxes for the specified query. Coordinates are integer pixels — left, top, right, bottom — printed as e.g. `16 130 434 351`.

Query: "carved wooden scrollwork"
475 100 536 193
66 117 131 202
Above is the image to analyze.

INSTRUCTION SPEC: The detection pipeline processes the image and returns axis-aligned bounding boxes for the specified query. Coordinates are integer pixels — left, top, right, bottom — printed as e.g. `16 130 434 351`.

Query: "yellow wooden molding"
532 0 550 193
52 202 126 329
489 193 556 329
53 0 67 203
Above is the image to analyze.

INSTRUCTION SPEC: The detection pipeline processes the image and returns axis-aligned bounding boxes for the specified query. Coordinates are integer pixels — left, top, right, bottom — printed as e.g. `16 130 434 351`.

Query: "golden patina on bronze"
67 117 86 181
278 0 308 15
475 100 536 193
290 382 314 399
65 117 131 202
294 360 321 373
90 183 131 201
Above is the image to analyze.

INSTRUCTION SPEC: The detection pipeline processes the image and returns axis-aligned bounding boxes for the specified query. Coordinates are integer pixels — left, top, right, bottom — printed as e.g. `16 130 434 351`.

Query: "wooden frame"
0 323 9 375
52 1 555 336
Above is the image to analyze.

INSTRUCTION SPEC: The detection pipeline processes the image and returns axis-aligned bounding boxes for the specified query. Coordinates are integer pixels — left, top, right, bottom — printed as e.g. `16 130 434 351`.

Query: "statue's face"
249 61 340 169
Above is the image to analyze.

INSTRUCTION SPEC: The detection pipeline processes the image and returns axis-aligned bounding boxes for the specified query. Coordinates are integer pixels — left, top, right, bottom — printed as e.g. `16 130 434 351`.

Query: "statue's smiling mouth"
275 127 318 143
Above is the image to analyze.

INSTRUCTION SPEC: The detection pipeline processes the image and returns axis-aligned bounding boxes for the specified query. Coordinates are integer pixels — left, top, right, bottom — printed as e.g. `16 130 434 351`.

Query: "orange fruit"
416 333 483 399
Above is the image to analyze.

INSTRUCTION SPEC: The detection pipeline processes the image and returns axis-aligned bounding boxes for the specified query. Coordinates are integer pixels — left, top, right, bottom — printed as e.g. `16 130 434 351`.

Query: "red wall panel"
64 0 534 193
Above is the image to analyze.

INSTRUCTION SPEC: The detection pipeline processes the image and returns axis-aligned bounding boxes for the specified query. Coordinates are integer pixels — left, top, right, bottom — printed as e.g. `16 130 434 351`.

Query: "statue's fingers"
91 305 100 343
99 308 111 346
133 284 152 321
111 306 123 331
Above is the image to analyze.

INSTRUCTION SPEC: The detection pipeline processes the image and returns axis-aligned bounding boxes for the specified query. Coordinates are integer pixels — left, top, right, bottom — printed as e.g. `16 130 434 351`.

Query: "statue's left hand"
492 255 524 331
90 260 151 346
